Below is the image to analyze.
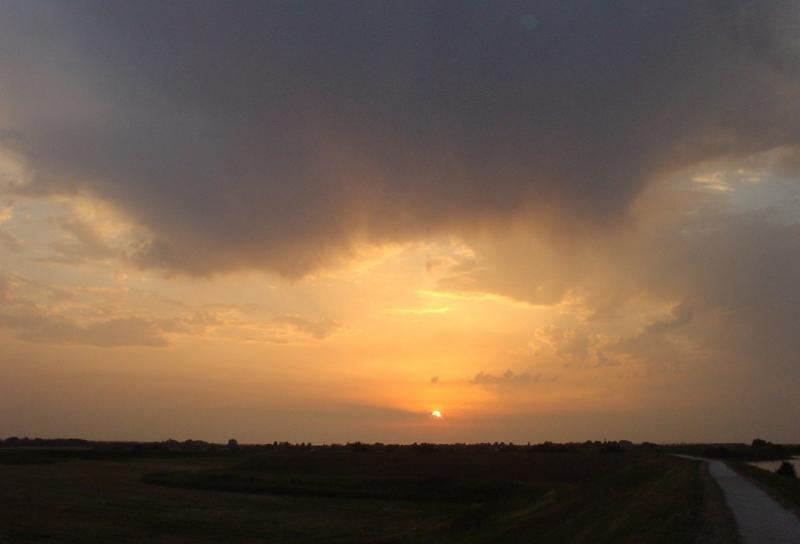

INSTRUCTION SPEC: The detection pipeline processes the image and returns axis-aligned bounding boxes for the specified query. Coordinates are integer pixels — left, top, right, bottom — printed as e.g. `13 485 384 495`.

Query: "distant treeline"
0 437 92 448
664 438 800 461
0 437 639 456
1 436 797 461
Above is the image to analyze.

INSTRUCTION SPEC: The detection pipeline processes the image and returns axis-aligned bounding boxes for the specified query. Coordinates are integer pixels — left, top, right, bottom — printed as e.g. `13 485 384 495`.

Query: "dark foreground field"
0 446 736 543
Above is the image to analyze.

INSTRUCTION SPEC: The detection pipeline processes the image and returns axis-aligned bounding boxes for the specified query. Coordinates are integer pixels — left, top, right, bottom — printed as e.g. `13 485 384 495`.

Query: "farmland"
0 443 735 543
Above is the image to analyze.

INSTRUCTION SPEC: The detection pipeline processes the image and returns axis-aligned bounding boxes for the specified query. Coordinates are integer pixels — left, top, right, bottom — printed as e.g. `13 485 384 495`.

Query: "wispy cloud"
471 370 542 386
383 307 451 315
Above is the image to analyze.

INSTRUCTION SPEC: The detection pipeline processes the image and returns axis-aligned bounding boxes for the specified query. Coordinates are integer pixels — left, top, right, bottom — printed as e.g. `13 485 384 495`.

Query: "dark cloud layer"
1 1 799 276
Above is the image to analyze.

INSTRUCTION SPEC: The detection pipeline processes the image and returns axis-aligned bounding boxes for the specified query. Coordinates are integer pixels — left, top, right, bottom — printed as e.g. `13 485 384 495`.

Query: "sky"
1 0 800 444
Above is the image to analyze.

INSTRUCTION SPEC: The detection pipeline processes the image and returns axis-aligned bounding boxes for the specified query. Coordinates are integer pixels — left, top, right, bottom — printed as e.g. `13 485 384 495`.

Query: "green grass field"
0 449 732 543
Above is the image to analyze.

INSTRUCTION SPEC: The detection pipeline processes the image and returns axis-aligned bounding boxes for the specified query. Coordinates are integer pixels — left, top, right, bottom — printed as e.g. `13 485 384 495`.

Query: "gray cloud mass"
0 1 798 276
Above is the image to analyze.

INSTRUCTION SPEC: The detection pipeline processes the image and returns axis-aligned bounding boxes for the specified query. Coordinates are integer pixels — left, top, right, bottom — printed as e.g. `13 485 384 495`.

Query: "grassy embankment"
0 448 735 543
143 449 714 543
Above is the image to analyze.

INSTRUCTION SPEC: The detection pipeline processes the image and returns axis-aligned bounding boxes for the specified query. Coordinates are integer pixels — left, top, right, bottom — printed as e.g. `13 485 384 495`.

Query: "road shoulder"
697 460 741 543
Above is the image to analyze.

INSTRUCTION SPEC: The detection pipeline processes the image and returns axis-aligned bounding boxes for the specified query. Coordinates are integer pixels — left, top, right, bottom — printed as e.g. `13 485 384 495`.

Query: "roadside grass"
142 451 713 543
143 470 535 502
0 449 733 543
475 454 705 544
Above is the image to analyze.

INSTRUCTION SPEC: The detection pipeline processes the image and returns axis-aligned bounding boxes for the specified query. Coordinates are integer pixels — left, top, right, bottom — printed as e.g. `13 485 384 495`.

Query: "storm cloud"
1 1 799 276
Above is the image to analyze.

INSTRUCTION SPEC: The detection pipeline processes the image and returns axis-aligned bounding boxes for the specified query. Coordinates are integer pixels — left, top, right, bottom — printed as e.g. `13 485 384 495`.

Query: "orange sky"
1 2 800 443
2 163 799 443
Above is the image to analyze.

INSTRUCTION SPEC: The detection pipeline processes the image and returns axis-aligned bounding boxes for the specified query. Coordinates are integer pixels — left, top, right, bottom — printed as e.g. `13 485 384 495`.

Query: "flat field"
0 448 732 543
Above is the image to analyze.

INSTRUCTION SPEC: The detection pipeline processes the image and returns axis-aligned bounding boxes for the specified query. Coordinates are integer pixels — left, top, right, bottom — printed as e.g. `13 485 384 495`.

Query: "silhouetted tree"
776 461 797 479
347 441 370 452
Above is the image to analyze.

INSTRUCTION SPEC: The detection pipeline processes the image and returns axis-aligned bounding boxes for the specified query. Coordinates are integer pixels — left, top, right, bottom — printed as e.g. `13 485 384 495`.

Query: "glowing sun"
431 410 443 419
